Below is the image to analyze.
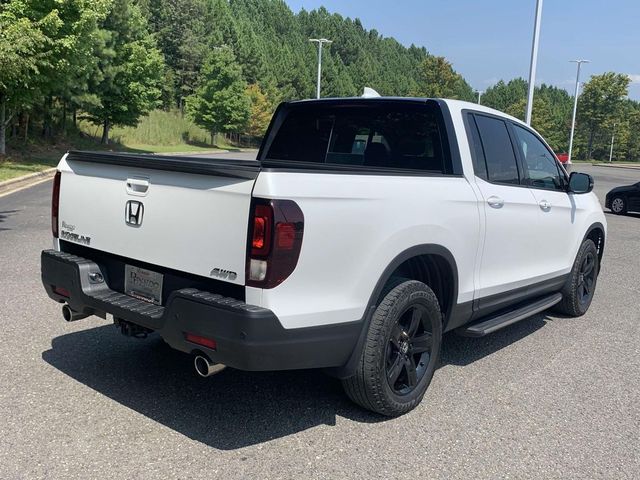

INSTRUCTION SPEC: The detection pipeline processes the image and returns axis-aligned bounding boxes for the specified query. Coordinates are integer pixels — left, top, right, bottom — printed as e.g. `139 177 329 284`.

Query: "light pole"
309 38 332 99
609 123 616 162
477 91 483 105
525 0 544 125
567 60 590 164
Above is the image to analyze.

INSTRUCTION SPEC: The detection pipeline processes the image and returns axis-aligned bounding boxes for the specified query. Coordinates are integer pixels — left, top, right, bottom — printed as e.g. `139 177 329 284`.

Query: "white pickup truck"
42 97 606 416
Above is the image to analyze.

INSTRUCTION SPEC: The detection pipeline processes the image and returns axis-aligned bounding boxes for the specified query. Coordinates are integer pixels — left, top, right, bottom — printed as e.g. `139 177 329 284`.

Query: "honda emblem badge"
125 200 144 226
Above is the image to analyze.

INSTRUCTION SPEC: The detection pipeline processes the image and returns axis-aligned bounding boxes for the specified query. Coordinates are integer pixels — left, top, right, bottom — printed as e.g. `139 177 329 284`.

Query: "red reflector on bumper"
184 333 217 350
53 286 70 298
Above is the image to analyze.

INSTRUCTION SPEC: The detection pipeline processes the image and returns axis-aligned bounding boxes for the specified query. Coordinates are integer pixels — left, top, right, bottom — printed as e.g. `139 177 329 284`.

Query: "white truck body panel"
57 155 254 284
252 171 481 328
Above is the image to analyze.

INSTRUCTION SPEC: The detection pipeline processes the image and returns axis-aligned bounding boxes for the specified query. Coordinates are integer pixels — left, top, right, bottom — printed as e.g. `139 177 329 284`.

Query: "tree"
506 96 556 145
481 78 528 113
83 0 164 144
245 84 272 137
577 73 630 159
413 56 472 99
0 8 49 155
143 0 211 110
186 47 250 144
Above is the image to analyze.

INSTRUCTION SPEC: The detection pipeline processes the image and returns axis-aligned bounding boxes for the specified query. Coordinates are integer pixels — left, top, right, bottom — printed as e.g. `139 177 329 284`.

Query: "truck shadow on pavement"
0 210 19 231
441 313 548 366
42 325 376 450
42 313 550 450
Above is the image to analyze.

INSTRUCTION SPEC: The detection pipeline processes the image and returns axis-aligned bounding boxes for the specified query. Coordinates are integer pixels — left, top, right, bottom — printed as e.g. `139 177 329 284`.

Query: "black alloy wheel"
385 304 433 395
577 250 597 307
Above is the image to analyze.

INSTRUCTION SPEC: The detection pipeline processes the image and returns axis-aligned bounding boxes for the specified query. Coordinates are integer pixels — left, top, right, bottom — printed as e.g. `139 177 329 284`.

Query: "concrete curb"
593 163 640 171
0 167 57 197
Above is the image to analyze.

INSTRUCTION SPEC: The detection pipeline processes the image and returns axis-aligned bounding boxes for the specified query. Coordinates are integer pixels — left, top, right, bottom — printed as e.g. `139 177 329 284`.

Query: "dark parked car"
605 182 640 214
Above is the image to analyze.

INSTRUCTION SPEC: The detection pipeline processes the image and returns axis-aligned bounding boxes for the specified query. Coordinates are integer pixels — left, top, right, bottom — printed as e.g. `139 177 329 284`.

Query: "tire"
342 280 442 416
554 239 599 317
610 196 626 214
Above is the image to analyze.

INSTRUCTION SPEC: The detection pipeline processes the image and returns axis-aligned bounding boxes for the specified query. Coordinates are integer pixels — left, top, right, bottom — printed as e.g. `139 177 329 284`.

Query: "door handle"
487 196 504 208
539 200 551 211
126 177 150 196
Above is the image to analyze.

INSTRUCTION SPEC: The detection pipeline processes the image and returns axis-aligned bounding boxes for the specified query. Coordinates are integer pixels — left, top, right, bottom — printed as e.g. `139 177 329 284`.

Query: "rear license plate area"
124 265 164 305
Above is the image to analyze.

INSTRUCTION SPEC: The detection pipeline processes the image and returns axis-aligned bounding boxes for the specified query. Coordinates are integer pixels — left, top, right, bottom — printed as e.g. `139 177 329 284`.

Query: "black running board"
457 293 563 337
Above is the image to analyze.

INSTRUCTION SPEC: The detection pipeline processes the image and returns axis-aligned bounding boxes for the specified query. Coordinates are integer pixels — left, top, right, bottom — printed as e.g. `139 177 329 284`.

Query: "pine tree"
83 0 164 144
186 47 251 144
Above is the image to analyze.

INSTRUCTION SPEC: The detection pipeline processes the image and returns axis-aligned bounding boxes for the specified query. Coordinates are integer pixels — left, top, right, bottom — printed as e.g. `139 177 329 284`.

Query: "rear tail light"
251 204 272 255
51 171 61 238
246 198 304 288
53 286 70 298
184 333 217 350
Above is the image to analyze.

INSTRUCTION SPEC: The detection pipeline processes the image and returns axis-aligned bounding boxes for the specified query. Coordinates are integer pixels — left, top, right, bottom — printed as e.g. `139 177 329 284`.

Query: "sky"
284 0 640 99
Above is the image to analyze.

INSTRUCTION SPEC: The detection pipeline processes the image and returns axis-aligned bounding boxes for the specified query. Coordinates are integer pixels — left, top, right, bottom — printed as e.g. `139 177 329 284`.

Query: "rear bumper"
41 249 360 371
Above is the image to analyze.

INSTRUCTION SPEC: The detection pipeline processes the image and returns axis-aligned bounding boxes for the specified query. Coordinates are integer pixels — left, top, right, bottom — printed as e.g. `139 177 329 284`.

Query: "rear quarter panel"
249 171 481 329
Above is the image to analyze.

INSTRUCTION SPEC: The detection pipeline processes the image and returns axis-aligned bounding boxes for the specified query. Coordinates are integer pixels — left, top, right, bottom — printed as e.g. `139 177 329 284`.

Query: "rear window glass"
266 103 451 173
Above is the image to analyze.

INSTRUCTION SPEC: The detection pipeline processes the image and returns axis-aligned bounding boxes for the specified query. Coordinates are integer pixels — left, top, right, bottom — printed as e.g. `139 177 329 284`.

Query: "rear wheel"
555 239 599 317
342 280 442 416
610 196 626 214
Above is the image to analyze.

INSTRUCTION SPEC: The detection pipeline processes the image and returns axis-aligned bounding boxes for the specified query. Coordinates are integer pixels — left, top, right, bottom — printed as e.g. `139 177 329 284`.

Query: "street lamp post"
609 123 616 163
309 38 332 99
568 60 590 164
525 0 544 125
477 91 483 105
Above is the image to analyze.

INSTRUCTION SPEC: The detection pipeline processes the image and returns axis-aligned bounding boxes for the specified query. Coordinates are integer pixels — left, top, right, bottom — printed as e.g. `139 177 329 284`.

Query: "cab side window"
512 124 564 191
473 114 520 185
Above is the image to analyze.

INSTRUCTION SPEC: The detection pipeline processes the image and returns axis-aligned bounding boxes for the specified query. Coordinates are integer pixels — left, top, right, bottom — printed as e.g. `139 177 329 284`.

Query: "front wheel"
342 280 442 416
554 239 599 317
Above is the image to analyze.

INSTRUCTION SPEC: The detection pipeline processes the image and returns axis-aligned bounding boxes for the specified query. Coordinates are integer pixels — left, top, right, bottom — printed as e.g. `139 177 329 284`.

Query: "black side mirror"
568 172 594 194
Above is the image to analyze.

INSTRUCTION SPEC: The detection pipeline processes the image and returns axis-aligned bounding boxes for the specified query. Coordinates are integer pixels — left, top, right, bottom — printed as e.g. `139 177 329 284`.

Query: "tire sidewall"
374 282 442 407
571 240 599 315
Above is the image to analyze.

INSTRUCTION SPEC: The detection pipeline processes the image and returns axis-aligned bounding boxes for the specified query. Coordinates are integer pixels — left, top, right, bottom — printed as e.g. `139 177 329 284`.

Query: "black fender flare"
582 222 606 262
326 244 459 379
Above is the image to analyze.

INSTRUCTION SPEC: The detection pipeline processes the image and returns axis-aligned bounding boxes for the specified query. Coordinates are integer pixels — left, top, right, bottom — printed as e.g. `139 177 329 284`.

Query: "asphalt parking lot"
0 160 638 479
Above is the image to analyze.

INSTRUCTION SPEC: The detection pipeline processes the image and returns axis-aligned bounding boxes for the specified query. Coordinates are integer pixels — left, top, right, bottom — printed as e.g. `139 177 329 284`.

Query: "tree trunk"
211 130 215 146
0 92 6 156
72 108 77 128
24 112 29 143
101 119 110 144
587 127 595 160
42 96 53 138
61 100 67 135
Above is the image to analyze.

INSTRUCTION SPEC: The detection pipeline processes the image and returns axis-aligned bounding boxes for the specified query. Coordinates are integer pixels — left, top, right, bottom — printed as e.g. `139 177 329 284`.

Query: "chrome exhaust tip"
62 304 89 322
194 355 226 377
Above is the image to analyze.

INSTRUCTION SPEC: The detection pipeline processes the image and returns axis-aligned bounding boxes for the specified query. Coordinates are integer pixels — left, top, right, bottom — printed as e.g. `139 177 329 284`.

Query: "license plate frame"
124 265 164 305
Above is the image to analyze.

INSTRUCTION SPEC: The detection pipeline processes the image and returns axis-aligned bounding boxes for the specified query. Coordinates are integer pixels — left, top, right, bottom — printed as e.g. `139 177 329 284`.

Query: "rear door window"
473 114 520 185
466 114 488 180
266 103 452 174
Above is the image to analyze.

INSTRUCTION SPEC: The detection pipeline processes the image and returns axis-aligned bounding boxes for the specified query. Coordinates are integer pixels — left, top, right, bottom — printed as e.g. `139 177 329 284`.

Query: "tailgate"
57 151 260 285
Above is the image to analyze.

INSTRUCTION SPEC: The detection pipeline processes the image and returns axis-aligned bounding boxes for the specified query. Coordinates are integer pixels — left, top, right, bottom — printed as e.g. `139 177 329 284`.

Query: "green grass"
76 109 243 153
1 110 242 182
0 155 58 182
78 109 232 149
122 143 229 154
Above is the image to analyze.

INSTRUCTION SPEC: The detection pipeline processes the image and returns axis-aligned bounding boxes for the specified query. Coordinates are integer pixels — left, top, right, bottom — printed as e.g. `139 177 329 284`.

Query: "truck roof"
287 96 525 127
